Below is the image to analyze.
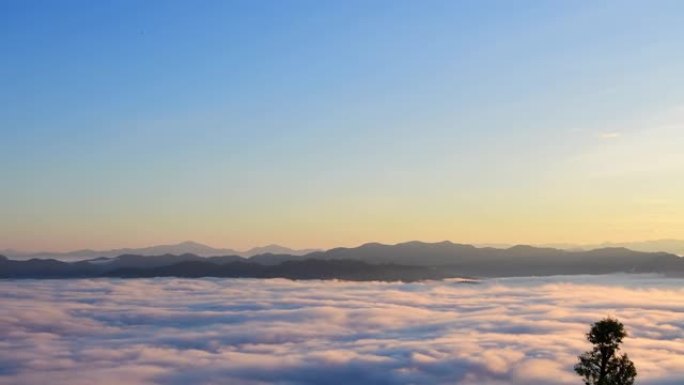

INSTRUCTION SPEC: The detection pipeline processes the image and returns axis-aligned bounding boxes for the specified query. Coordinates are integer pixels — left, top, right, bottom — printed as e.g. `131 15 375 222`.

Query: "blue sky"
2 0 684 251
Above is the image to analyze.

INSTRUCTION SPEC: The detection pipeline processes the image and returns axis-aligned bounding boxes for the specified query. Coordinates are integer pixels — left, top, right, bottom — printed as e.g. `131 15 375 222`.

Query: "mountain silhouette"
1 242 683 280
1 241 319 261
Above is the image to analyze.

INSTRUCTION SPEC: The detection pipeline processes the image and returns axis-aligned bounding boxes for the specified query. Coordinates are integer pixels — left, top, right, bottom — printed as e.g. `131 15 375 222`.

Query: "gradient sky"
2 0 684 252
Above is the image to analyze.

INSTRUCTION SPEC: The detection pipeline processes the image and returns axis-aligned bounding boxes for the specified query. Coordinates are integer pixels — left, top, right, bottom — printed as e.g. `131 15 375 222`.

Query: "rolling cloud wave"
1 275 683 385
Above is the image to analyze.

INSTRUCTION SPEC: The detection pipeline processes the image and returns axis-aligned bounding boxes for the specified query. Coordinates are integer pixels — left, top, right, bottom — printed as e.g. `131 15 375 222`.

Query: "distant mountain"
5 239 682 262
298 241 684 276
537 239 684 256
591 240 684 256
2 241 683 280
1 241 319 261
244 244 319 256
0 253 437 281
105 259 438 281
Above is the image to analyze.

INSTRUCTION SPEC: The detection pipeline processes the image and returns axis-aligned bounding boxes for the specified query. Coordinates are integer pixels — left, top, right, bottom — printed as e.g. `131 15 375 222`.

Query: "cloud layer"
1 275 683 385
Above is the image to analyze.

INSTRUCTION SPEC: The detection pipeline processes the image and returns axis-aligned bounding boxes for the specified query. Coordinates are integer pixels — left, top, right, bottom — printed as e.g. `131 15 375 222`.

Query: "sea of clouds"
1 275 683 385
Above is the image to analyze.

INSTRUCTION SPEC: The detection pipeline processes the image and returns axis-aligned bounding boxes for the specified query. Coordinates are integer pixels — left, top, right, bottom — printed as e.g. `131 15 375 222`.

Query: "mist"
1 275 683 385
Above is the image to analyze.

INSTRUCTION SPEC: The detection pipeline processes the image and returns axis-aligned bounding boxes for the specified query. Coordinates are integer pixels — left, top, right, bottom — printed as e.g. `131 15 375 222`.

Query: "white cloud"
0 275 683 385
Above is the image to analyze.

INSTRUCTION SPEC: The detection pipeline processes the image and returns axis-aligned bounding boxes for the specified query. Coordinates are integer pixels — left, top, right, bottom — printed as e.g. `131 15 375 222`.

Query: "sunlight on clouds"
0 276 683 385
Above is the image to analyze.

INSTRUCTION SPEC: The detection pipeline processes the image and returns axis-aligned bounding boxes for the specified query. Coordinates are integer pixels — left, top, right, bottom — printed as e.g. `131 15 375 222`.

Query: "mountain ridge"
2 242 682 280
0 241 319 261
4 239 684 261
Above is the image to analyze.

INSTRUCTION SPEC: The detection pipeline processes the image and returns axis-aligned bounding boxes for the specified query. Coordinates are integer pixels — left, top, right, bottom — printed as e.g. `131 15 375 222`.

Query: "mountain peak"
177 241 206 247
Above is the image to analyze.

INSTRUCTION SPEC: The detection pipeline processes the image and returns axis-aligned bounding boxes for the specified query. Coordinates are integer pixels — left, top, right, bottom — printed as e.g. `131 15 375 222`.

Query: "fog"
1 275 683 385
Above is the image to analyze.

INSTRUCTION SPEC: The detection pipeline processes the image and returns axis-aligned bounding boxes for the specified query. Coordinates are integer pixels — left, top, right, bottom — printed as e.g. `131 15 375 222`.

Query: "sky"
2 0 684 252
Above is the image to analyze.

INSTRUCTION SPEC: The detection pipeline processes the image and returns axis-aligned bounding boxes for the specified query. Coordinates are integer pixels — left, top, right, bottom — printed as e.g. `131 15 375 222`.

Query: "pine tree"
574 318 637 385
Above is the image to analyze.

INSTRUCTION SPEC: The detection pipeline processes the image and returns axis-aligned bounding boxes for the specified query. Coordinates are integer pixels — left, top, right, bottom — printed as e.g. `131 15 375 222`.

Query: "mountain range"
541 239 684 256
0 241 319 261
4 239 683 262
2 241 683 280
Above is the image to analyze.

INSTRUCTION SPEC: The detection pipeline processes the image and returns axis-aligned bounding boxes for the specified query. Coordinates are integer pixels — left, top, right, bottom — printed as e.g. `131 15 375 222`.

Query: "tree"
574 317 637 385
